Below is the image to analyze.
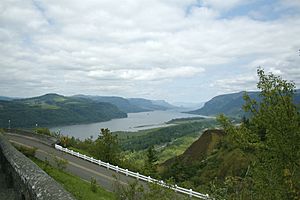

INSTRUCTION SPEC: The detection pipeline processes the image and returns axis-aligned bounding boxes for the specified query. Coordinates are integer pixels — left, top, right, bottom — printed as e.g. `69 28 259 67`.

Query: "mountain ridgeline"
188 89 300 117
72 95 175 113
0 93 174 128
0 94 127 128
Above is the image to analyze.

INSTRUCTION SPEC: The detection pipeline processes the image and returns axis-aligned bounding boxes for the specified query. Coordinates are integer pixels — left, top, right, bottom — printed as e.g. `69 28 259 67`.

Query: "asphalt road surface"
4 133 147 193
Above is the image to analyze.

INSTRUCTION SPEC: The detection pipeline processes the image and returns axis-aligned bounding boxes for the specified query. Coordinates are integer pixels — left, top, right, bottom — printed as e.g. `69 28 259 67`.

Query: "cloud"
0 0 300 102
201 0 248 11
87 66 204 81
211 74 258 93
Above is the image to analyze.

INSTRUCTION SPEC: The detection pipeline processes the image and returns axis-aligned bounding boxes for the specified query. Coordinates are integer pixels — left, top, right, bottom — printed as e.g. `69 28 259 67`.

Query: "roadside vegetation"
32 157 116 200
160 68 300 199
58 118 216 176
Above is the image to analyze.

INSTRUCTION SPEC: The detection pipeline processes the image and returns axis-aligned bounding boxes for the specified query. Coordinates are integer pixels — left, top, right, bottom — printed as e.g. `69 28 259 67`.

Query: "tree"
94 128 120 164
218 68 300 199
144 146 158 176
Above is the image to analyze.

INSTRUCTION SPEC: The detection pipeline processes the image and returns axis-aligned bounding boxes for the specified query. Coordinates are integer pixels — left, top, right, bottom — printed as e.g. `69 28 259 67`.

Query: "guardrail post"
175 184 178 193
160 180 164 186
77 152 80 157
147 176 151 182
189 189 192 197
116 166 119 173
125 169 128 176
136 172 139 180
106 162 109 169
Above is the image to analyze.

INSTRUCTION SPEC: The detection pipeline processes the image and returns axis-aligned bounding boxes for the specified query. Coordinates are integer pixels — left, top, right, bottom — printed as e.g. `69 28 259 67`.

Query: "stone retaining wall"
0 134 74 200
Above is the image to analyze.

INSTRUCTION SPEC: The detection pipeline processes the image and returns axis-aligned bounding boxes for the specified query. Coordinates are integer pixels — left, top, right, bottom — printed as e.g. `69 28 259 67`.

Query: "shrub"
90 177 97 193
14 145 37 157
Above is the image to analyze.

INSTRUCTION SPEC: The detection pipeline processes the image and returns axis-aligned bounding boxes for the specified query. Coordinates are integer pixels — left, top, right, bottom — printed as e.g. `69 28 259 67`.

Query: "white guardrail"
55 144 212 199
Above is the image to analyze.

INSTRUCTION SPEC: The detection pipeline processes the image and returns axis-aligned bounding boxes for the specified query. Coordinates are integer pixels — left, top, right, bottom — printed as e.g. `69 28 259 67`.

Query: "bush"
90 177 97 193
14 145 37 157
35 127 51 136
54 156 68 171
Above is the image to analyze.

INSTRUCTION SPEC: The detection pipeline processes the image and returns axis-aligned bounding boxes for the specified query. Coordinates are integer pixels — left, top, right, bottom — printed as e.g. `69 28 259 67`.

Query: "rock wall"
0 134 74 200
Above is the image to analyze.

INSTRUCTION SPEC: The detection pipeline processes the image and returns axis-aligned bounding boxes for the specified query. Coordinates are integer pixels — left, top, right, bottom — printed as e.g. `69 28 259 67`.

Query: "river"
50 110 203 139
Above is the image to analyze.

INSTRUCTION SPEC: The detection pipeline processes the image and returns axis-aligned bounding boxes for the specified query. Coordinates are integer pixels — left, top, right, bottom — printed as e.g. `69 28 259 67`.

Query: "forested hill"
73 95 176 113
0 93 127 128
73 95 147 113
188 89 300 117
128 98 174 111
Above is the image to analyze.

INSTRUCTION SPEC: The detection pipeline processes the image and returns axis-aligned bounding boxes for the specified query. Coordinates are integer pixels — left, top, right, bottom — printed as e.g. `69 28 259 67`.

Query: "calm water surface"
50 110 204 139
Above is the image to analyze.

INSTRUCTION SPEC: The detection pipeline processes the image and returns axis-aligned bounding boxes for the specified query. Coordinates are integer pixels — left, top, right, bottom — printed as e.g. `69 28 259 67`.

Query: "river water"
50 110 203 139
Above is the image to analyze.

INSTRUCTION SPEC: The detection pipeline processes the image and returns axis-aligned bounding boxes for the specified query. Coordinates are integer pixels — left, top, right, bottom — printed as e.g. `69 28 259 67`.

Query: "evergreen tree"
144 146 158 176
94 128 120 165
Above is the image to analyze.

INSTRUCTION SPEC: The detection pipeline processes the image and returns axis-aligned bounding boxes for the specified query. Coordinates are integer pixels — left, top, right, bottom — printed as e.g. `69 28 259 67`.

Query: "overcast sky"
0 0 300 103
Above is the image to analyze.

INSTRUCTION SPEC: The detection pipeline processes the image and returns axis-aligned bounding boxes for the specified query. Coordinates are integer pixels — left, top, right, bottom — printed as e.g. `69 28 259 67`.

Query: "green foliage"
114 179 144 200
14 144 37 157
217 68 300 199
113 178 185 200
0 94 127 128
159 68 300 199
157 135 199 163
144 146 158 176
119 119 216 151
90 177 98 193
35 127 51 136
32 157 115 200
54 156 69 171
93 128 120 165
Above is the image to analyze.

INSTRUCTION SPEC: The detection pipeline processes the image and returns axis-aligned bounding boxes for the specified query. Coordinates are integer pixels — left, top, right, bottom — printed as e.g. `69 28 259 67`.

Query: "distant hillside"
187 89 300 117
0 96 16 101
0 93 127 128
128 98 171 111
73 95 175 113
162 129 225 167
150 100 176 109
73 95 147 113
160 129 253 192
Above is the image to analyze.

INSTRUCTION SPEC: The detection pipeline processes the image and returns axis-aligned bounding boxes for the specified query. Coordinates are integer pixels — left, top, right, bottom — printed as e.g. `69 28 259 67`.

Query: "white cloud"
0 0 300 102
211 74 258 93
87 66 204 81
201 0 249 11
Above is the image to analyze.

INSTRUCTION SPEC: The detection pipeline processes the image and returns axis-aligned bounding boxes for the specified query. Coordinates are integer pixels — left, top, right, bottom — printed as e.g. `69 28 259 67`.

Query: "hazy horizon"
1 0 300 103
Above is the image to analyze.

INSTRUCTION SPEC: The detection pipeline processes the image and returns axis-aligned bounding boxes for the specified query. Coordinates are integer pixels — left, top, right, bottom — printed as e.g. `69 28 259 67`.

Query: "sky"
0 0 300 104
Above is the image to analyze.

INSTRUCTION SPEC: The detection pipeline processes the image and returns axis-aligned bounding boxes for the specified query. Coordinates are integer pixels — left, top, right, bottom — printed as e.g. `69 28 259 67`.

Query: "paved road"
4 133 146 193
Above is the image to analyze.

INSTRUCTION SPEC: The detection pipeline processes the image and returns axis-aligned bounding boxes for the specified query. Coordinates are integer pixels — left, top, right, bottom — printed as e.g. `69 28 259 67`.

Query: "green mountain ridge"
73 95 176 113
0 93 127 128
128 98 171 111
188 89 300 117
72 95 147 113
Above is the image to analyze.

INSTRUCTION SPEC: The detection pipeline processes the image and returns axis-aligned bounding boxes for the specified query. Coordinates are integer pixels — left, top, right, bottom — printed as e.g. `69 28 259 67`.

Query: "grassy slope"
159 129 254 193
120 118 217 170
31 157 116 200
